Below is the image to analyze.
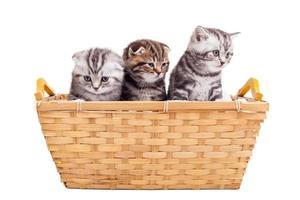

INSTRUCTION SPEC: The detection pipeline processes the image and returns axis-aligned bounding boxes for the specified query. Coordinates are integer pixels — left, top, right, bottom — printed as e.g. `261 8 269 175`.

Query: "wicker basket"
35 78 268 189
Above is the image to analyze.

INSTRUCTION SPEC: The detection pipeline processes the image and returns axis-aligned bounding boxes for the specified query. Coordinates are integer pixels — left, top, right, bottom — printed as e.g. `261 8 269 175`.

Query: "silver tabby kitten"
168 26 239 101
69 48 124 101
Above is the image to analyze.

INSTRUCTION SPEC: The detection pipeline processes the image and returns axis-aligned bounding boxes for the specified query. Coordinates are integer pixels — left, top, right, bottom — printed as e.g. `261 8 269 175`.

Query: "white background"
0 0 299 199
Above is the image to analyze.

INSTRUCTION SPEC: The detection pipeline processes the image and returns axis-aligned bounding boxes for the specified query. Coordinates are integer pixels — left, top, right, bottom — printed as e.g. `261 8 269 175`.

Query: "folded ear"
114 55 125 67
72 50 90 69
128 46 146 58
162 45 170 54
72 50 87 64
192 26 210 42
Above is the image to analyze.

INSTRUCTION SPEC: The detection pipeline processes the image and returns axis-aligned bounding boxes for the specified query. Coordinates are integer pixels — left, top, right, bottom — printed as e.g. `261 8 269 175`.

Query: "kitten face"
70 48 124 100
187 26 239 73
73 61 122 95
123 39 170 83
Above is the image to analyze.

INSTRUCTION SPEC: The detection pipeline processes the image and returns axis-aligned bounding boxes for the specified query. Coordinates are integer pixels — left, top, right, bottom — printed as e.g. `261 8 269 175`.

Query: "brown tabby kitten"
121 39 170 100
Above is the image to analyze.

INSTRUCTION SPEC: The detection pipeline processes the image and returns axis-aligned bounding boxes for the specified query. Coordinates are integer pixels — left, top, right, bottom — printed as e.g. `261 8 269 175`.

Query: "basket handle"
35 78 56 100
237 78 263 101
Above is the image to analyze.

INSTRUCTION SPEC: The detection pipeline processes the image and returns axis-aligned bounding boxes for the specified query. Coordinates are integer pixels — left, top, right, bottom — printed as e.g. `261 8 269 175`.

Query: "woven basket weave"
35 78 268 189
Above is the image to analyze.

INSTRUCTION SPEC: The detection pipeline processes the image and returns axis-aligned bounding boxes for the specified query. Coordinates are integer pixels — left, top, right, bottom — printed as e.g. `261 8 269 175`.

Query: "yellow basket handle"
35 78 56 101
237 78 263 101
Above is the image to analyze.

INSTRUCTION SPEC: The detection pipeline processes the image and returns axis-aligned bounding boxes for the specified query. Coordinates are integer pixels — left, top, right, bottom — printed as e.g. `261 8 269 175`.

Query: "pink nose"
93 86 100 91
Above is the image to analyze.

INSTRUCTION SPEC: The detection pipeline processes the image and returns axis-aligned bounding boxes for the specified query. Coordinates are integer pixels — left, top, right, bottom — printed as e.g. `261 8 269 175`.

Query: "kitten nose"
155 69 162 75
155 66 162 74
93 86 100 91
220 61 225 65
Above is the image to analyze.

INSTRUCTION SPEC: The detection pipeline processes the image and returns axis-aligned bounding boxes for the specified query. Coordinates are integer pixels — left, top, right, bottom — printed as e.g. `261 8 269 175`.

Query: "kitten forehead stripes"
207 28 232 51
148 40 164 61
87 48 110 74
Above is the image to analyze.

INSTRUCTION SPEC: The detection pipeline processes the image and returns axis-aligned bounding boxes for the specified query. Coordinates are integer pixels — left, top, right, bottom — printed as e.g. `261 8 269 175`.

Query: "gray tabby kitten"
69 48 124 101
168 26 239 101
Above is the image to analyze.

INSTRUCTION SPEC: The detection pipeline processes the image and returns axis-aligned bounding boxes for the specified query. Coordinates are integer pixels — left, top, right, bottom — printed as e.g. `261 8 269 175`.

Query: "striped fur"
69 48 124 101
168 26 238 101
121 39 170 100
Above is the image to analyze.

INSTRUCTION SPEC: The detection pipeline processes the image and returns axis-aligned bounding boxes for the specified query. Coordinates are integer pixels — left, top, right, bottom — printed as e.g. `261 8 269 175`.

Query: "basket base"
63 182 241 190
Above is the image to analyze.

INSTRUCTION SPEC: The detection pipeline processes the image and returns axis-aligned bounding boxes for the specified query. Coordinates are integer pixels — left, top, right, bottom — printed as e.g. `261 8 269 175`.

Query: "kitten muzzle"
93 86 100 91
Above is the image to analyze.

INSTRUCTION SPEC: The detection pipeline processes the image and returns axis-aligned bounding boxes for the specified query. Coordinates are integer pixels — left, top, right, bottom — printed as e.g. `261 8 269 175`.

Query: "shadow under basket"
35 78 269 189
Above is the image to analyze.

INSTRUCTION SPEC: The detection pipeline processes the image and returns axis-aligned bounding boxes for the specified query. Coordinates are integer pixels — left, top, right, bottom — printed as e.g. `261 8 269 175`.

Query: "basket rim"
36 97 269 112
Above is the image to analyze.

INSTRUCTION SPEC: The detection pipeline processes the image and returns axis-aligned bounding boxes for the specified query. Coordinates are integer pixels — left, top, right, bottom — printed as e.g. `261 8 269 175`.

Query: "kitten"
168 26 239 101
121 39 170 101
69 48 124 101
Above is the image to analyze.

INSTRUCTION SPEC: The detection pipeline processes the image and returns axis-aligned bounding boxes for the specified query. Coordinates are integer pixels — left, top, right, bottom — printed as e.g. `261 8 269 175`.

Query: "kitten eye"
148 63 155 68
162 62 169 67
83 75 91 82
226 52 233 58
101 76 109 82
212 50 220 57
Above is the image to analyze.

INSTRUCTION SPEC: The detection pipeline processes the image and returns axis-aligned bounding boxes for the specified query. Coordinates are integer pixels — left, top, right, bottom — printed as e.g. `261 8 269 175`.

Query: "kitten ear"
115 55 125 67
163 45 170 54
72 50 86 64
72 52 79 63
128 46 146 57
229 32 241 39
192 26 210 42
